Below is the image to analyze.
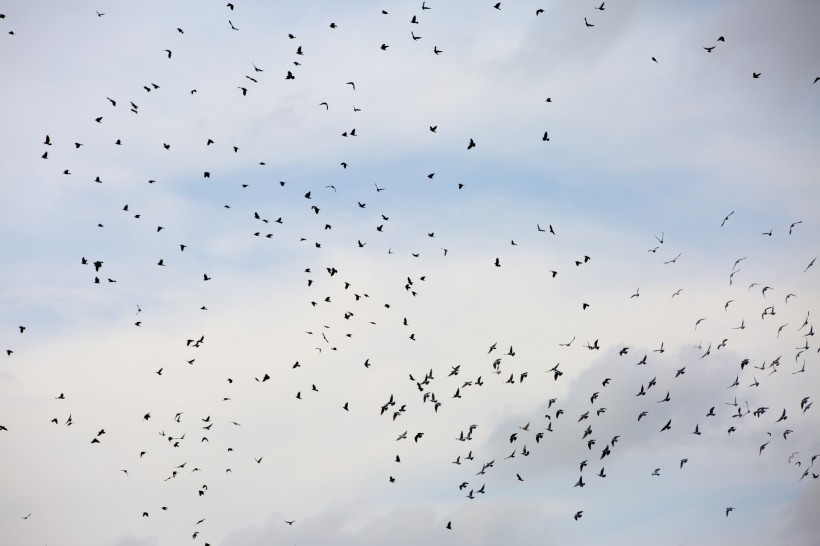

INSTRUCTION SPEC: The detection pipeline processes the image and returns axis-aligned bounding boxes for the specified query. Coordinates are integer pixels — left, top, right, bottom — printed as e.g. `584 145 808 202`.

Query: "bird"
584 17 594 27
163 49 172 58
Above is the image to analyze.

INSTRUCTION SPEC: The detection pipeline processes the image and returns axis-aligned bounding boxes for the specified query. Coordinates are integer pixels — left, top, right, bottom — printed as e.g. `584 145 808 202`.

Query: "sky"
1 1 819 545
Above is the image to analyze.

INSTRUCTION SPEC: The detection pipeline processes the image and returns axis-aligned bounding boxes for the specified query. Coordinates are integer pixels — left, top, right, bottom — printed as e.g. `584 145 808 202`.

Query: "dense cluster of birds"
2 2 819 545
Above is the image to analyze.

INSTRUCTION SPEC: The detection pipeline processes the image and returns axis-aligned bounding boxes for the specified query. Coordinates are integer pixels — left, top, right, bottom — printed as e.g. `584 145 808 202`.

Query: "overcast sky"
1 1 819 545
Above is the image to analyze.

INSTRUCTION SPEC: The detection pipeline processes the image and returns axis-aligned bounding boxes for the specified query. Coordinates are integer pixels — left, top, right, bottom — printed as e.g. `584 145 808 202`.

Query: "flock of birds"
2 2 819 545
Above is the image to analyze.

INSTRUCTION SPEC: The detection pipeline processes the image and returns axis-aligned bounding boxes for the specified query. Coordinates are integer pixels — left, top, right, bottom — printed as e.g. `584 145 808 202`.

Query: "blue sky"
1 1 819 545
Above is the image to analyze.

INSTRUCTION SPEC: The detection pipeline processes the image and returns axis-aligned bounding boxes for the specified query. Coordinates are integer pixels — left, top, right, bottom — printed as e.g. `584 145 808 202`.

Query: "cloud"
0 2 818 546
